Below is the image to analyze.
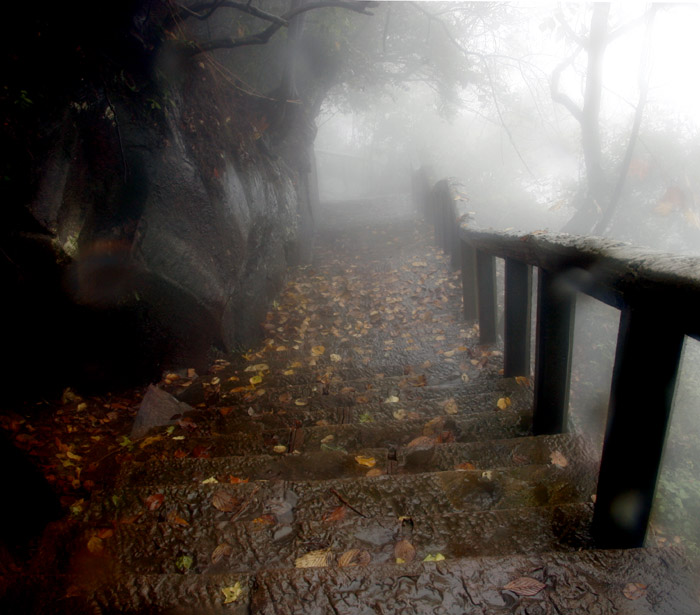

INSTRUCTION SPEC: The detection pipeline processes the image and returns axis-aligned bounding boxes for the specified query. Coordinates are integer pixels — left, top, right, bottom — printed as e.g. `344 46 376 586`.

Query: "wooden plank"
592 305 684 548
504 259 532 377
476 251 497 345
461 241 478 321
533 268 575 434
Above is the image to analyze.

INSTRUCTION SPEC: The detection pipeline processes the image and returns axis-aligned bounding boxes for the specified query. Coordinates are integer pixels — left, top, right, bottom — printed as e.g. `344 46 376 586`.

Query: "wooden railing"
420 173 700 549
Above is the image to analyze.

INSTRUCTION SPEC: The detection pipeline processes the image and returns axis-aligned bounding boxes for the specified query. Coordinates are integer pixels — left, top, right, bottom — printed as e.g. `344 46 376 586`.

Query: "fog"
315 2 700 251
312 2 700 553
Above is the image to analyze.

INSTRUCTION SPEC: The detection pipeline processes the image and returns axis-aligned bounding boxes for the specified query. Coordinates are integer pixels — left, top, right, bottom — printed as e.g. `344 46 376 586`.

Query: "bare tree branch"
184 1 377 55
169 0 288 27
549 49 584 123
555 8 587 49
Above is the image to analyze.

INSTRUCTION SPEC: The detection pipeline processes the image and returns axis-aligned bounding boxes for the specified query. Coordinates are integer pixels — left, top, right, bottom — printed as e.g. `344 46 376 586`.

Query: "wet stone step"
101 503 595 576
126 407 534 461
250 547 699 615
208 385 531 432
89 463 597 526
117 433 592 487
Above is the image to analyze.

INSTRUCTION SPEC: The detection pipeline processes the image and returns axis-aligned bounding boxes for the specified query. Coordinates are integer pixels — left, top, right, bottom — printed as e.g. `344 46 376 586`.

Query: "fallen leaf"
295 549 331 568
145 493 165 511
549 450 568 468
423 416 446 436
384 395 400 403
294 398 308 406
211 542 233 564
455 462 476 471
273 445 287 454
338 548 371 567
167 512 189 526
222 582 243 604
330 354 341 362
358 412 373 423
496 397 512 410
515 376 530 386
423 553 445 562
623 582 648 600
393 408 407 420
212 490 239 512
355 455 376 468
504 577 546 596
244 364 269 372
406 435 436 449
175 554 193 572
323 506 347 522
249 375 263 385
229 476 249 484
311 345 325 356
394 539 416 563
443 398 458 415
139 434 163 449
366 468 383 477
87 536 104 555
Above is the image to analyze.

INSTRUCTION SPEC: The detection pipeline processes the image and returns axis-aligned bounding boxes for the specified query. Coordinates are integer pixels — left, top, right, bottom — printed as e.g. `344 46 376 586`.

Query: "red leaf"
145 493 164 511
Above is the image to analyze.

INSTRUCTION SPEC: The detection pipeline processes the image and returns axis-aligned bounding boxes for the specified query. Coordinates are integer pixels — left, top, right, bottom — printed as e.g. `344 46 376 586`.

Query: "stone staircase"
2 202 697 613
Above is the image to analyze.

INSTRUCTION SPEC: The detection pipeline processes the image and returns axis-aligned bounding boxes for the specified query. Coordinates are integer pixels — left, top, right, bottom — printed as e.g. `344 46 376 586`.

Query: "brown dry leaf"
443 398 458 415
251 515 276 527
295 549 331 568
549 450 568 468
355 455 376 468
623 582 648 600
384 395 400 404
167 512 189 526
229 476 249 484
311 345 325 356
455 462 476 471
406 435 436 449
212 490 239 512
279 392 292 403
294 398 308 406
394 539 416 564
366 468 383 477
211 542 233 564
496 397 512 410
323 506 347 522
338 549 371 567
393 408 407 420
145 493 165 511
503 577 546 596
515 376 530 386
423 416 446 436
355 395 370 404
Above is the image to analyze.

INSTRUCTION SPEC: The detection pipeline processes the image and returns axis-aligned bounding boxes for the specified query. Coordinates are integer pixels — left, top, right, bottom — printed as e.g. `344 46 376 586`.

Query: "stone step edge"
115 432 593 487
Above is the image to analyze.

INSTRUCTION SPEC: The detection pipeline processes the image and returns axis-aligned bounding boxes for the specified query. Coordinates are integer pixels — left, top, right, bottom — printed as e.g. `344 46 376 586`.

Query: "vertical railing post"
533 268 575 434
592 304 684 548
433 185 444 248
504 259 532 377
460 240 478 321
440 190 451 256
476 251 497 345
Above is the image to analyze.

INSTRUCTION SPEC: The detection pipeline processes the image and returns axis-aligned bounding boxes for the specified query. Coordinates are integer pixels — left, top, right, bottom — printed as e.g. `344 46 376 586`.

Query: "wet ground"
1 194 698 613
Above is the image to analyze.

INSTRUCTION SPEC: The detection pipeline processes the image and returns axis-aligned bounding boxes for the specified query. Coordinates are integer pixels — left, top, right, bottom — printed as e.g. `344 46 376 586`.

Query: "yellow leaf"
355 455 376 468
249 375 263 385
283 369 295 375
244 364 269 372
496 397 512 410
423 553 446 562
139 435 163 449
66 451 83 461
515 376 530 386
443 398 458 415
294 398 308 406
276 345 287 352
221 581 243 604
330 353 342 362
311 345 325 356
384 395 399 403
392 408 407 420
290 361 303 368
273 445 287 454
87 536 104 555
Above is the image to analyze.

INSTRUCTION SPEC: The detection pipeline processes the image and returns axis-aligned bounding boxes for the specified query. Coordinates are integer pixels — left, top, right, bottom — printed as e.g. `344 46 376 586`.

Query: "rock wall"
1 4 315 396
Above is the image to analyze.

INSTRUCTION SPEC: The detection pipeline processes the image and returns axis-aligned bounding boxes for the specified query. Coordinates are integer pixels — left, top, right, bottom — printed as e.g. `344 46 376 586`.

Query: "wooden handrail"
419 172 693 550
